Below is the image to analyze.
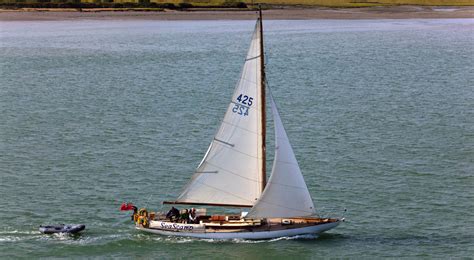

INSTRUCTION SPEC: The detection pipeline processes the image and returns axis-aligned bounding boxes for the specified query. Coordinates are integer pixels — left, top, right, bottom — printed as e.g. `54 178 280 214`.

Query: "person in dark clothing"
166 207 180 221
130 206 138 221
180 209 189 224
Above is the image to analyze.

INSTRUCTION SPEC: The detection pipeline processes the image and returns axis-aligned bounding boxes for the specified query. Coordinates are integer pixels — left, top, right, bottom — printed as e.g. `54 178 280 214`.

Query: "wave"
0 230 39 235
128 233 322 244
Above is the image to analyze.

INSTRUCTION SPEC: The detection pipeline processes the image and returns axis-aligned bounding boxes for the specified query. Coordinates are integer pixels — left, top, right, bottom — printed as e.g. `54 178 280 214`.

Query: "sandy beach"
1 6 473 21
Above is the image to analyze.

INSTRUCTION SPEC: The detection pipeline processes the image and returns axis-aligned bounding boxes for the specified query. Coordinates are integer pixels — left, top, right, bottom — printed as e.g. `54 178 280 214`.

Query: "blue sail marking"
232 94 254 116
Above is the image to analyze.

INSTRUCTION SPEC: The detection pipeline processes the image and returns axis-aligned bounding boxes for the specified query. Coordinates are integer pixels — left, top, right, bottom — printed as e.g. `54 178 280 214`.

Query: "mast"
258 6 266 192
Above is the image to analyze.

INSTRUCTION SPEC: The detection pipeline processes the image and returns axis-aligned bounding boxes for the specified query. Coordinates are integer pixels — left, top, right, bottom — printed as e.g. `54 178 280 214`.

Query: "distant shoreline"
1 6 473 21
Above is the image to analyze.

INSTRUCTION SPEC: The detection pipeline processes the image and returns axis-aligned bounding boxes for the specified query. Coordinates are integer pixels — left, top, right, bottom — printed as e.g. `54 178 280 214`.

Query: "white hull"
136 220 340 240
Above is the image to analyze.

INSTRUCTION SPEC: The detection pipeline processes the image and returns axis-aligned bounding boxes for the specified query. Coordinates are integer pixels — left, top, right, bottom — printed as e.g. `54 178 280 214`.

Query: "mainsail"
247 94 316 218
169 20 265 207
136 10 344 240
167 16 315 217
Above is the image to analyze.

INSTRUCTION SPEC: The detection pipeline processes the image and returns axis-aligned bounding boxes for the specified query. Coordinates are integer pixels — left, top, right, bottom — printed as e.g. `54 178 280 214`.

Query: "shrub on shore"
223 0 247 8
0 0 256 10
178 2 193 9
0 2 169 9
0 1 252 10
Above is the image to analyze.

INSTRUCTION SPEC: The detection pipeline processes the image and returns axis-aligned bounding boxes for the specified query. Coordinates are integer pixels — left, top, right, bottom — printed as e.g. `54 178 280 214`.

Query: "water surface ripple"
1 19 473 258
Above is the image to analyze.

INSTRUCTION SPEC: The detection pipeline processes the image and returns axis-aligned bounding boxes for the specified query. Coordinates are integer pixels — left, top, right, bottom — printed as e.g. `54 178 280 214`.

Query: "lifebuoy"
138 208 148 216
136 208 149 227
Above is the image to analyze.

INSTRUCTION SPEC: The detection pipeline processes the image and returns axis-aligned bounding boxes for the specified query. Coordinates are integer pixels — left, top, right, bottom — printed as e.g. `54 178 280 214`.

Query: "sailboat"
133 9 343 240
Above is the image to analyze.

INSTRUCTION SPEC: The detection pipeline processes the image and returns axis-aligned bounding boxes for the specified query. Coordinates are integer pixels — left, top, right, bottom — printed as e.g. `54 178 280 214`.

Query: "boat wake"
0 228 100 245
132 233 321 244
229 234 320 243
0 229 42 243
0 230 38 235
0 236 23 242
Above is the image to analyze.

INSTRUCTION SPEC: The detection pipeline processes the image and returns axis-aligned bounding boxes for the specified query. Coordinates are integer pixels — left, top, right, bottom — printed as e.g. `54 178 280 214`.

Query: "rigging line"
273 159 299 166
145 194 153 208
194 178 256 204
238 75 258 86
265 77 276 104
266 78 303 167
263 77 316 196
266 179 311 190
220 119 258 135
204 161 260 183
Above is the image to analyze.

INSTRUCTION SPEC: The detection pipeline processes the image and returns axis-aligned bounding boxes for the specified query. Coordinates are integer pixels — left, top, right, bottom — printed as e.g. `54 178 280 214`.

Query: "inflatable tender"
39 224 86 234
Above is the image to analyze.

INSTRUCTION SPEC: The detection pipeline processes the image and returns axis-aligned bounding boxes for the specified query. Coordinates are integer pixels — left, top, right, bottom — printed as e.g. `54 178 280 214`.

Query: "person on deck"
189 208 197 224
180 209 189 224
166 207 180 222
131 206 138 221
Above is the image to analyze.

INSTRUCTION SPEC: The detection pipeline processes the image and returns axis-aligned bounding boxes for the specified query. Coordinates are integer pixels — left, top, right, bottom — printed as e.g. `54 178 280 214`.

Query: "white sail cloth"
247 94 316 218
174 21 264 206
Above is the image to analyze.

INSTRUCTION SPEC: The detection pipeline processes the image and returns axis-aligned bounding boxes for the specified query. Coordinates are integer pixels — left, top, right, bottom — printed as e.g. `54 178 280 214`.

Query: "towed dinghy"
39 224 85 234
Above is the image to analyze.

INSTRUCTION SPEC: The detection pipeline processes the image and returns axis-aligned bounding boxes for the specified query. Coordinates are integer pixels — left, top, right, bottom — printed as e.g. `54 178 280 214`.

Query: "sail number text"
232 94 253 116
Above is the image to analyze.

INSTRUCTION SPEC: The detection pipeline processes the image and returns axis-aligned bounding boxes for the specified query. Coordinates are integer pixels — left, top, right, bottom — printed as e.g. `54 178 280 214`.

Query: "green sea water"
0 19 473 258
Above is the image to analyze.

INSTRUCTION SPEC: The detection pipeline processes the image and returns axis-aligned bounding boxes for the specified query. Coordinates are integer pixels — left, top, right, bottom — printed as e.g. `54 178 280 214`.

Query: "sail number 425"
232 94 253 116
237 94 253 106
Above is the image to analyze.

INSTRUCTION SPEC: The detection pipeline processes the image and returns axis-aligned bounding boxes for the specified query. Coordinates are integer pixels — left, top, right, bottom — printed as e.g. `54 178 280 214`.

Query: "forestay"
247 94 316 218
173 21 265 207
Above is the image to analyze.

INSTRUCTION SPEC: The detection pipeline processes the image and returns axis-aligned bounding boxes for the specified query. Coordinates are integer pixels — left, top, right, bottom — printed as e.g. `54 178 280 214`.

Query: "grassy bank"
253 0 473 7
0 0 472 10
0 2 247 10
